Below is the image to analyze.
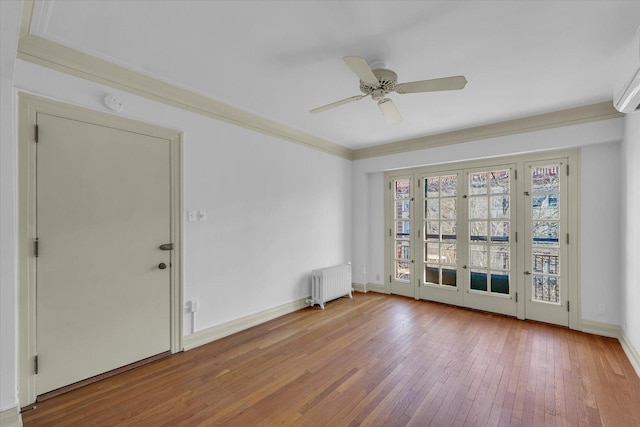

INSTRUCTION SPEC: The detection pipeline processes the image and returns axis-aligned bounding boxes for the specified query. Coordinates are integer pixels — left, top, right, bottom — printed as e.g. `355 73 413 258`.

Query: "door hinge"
34 355 38 375
389 182 392 190
566 234 570 245
514 169 517 180
515 292 518 303
418 180 421 188
389 274 392 283
515 232 518 243
35 125 39 143
418 229 421 238
567 301 570 312
389 228 392 237
34 238 39 258
566 164 570 176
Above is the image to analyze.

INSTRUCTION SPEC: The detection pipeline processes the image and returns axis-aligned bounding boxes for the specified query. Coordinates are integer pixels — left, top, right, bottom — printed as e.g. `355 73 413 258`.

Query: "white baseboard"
183 297 309 351
581 319 621 339
366 283 391 294
352 283 366 293
580 319 640 379
0 407 22 427
620 329 640 379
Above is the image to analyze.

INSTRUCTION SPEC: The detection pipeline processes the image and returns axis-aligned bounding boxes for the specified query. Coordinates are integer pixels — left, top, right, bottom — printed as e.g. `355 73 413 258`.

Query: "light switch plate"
198 210 207 221
187 210 197 222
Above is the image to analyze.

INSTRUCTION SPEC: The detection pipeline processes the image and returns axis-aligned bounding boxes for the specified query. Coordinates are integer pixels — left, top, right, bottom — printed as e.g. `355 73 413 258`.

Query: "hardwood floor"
22 293 640 426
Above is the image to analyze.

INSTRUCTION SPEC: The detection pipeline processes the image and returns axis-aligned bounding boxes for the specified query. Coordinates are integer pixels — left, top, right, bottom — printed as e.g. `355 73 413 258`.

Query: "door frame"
17 93 184 407
384 149 580 329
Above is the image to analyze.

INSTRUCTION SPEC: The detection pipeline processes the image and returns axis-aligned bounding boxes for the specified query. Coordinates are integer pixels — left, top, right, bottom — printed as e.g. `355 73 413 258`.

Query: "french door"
416 165 516 316
385 153 575 326
524 160 569 326
388 176 415 297
418 170 463 306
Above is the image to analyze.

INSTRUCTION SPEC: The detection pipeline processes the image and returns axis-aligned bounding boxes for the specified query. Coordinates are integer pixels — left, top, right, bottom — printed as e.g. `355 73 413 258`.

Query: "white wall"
1 58 352 409
352 119 625 326
622 111 640 354
0 0 22 412
580 142 621 323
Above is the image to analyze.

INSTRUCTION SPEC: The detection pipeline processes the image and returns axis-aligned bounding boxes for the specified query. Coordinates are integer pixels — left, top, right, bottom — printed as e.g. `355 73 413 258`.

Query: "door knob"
158 263 167 270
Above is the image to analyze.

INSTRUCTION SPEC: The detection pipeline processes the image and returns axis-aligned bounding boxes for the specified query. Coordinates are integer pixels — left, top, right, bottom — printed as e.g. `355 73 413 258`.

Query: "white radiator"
307 264 353 309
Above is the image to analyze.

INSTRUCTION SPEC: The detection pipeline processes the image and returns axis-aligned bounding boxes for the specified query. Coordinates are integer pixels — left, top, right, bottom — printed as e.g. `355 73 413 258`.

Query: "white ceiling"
29 0 640 150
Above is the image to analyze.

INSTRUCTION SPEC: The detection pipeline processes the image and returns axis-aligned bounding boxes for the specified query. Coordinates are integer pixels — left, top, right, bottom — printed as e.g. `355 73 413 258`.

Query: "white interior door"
36 113 171 395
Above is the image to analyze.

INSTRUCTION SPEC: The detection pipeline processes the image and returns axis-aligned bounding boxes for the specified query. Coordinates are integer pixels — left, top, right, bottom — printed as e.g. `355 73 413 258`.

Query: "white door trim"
17 92 183 407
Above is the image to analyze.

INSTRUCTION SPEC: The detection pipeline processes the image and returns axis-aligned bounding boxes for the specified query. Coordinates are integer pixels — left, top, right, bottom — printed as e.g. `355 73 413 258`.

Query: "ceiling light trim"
16 33 353 160
352 102 623 160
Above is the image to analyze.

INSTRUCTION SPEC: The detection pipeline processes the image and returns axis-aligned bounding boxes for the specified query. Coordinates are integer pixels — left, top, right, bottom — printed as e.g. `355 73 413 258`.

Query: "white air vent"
614 27 640 113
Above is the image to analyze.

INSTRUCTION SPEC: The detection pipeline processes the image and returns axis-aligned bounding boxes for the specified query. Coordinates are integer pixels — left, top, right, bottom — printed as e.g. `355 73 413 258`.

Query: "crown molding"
15 1 623 162
353 102 624 160
16 33 353 160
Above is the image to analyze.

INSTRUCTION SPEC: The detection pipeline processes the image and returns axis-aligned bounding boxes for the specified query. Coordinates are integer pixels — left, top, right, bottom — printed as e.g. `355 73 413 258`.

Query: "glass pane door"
390 177 415 297
524 161 568 326
419 172 463 306
464 167 517 316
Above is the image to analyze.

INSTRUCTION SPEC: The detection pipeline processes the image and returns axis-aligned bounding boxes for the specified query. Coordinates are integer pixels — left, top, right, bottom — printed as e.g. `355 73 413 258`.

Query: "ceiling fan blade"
395 75 467 94
342 56 379 86
378 98 403 125
310 95 366 113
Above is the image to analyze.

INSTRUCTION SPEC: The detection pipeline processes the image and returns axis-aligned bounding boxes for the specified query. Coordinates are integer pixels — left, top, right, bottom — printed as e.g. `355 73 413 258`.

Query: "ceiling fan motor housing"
360 69 398 96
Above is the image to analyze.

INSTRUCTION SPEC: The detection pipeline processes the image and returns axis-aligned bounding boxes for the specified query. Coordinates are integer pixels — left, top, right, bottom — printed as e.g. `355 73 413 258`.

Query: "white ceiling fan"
310 56 467 125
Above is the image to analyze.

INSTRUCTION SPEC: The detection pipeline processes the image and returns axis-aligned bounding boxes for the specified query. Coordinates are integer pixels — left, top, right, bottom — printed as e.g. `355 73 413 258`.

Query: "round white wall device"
104 95 124 112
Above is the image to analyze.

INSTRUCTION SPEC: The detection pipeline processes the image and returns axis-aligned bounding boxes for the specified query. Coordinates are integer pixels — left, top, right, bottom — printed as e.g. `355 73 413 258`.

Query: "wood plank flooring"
22 293 640 426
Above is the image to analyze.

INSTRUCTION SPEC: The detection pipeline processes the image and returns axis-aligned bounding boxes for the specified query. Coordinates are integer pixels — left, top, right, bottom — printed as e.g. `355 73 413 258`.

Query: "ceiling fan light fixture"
310 56 466 125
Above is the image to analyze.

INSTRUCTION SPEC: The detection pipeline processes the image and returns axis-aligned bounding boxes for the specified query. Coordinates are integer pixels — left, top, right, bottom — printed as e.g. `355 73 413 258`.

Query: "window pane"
490 245 510 270
490 221 509 242
441 221 456 241
532 221 559 245
395 179 410 199
532 248 559 274
395 200 410 219
441 175 457 197
532 165 560 193
442 268 457 287
532 194 559 220
490 195 510 219
442 243 457 265
396 261 410 281
396 241 411 260
471 270 487 291
426 199 439 219
426 177 439 198
396 221 410 239
490 170 510 194
491 271 509 294
440 198 456 220
426 221 439 240
469 197 488 219
426 243 440 262
532 275 560 303
425 265 439 284
470 244 487 267
469 173 487 195
470 221 487 241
